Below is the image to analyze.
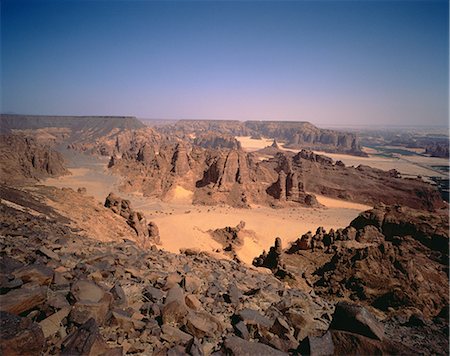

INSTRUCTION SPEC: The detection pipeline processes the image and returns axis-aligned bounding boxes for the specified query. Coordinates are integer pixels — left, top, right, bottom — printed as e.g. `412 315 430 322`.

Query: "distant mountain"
0 114 144 136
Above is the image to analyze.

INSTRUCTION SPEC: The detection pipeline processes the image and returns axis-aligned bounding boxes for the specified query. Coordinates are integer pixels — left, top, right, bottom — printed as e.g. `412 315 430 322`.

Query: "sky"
1 0 448 126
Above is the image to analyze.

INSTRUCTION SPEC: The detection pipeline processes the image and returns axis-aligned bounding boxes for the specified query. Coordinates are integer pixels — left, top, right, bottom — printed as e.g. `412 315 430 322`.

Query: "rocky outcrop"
425 142 449 158
0 134 67 183
171 143 190 175
290 150 445 211
193 132 242 150
157 120 366 156
105 192 160 245
208 221 251 261
265 205 449 322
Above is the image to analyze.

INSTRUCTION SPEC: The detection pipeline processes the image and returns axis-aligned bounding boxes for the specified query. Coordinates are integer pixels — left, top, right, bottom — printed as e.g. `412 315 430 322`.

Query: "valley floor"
43 148 370 264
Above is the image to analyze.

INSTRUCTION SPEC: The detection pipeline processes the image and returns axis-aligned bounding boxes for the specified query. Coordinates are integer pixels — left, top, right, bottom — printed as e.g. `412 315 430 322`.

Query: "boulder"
330 330 411 355
148 221 161 244
223 336 288 355
70 292 112 325
161 325 193 345
13 264 53 285
185 311 222 338
237 308 274 329
299 331 334 356
0 284 47 315
39 307 71 338
162 285 189 325
71 280 105 303
330 302 384 341
61 318 122 356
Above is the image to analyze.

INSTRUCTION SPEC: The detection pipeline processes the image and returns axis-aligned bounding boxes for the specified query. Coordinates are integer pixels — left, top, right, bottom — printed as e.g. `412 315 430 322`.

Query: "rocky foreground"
0 184 448 355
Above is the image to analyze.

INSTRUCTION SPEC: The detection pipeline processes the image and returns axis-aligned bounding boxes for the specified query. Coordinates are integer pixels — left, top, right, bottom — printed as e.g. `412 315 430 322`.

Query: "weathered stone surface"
0 284 47 315
0 311 45 355
38 246 61 261
185 294 202 311
161 325 193 345
182 274 203 294
224 336 288 355
111 310 146 332
237 308 274 329
185 311 222 338
145 286 165 302
71 280 105 303
330 302 385 341
110 283 127 307
233 321 250 340
13 264 53 285
61 318 122 356
299 331 334 356
330 330 411 355
162 285 189 325
39 307 71 338
70 292 112 325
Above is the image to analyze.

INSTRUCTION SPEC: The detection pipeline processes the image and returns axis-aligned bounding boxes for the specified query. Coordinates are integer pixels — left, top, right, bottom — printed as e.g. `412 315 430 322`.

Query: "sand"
314 194 372 210
236 136 275 151
126 198 365 264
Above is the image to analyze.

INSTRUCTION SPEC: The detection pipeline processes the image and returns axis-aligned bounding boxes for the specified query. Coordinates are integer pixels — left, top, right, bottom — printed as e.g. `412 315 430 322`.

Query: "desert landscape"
1 1 448 355
0 114 448 355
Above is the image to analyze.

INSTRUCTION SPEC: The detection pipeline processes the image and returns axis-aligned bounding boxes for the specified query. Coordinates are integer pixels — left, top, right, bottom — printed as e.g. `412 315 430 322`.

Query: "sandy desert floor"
42 149 371 264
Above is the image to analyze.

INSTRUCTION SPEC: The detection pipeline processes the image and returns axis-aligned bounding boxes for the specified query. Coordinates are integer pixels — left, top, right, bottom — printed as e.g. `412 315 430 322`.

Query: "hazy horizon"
2 0 448 126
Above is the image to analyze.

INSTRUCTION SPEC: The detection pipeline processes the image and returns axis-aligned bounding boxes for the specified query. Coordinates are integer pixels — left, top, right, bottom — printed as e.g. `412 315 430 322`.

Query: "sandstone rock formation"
208 221 248 260
193 132 242 150
105 192 160 245
0 134 68 183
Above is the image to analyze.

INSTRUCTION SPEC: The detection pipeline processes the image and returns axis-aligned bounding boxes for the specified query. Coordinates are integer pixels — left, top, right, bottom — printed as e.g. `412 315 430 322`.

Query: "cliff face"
244 121 364 155
157 120 366 156
0 134 68 183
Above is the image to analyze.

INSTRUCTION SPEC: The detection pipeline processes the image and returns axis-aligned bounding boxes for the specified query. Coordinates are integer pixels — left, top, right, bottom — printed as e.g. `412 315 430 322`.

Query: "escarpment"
0 134 68 183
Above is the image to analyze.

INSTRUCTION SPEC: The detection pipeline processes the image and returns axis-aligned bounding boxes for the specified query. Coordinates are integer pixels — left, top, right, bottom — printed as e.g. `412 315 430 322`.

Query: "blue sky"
1 0 448 126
